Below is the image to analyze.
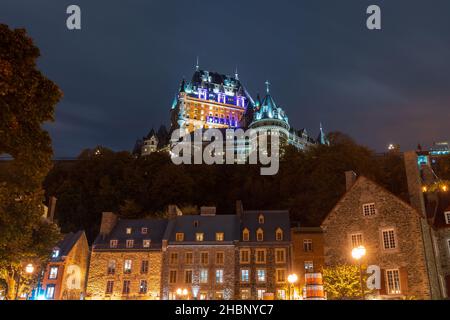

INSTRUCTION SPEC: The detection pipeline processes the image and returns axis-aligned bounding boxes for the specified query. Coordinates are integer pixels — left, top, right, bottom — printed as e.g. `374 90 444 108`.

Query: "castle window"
256 228 264 242
143 239 151 248
196 233 204 242
126 239 134 248
176 233 184 242
242 228 250 241
110 240 118 248
216 232 224 241
445 211 450 224
362 203 376 216
303 239 313 252
141 227 148 234
126 227 132 234
276 228 283 241
351 233 363 248
258 214 265 224
386 269 401 294
382 229 397 249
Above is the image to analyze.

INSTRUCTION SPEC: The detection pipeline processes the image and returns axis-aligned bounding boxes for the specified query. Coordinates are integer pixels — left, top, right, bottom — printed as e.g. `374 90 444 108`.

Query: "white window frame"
275 248 286 263
363 203 376 216
382 228 397 250
240 249 250 264
386 269 401 295
350 233 363 248
445 211 450 225
126 239 134 248
110 239 118 248
143 239 151 248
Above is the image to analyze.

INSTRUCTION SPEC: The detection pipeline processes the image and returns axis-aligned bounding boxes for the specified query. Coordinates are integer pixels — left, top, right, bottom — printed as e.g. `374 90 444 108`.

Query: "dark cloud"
2 0 449 156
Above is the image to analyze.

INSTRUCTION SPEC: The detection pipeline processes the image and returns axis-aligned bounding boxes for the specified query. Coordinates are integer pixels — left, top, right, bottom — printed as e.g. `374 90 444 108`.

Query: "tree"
322 265 372 300
0 24 62 299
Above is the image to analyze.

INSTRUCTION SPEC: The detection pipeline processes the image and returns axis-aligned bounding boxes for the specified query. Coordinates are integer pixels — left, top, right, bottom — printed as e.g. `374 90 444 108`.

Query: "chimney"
200 206 216 216
345 171 357 191
48 196 57 222
167 205 183 218
100 212 118 238
236 200 243 217
404 151 427 216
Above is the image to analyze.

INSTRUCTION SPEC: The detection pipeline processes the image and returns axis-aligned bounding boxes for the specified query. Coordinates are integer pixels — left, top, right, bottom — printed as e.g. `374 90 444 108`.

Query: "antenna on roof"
195 56 199 71
265 80 270 94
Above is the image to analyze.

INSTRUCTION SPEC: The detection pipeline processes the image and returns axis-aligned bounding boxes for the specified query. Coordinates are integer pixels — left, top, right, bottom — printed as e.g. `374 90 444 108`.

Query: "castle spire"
235 67 239 80
265 80 270 94
195 56 199 71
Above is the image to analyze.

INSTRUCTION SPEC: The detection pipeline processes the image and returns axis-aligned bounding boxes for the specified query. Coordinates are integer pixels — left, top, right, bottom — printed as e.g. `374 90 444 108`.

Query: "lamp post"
287 274 298 300
15 263 34 300
351 246 366 300
176 288 189 300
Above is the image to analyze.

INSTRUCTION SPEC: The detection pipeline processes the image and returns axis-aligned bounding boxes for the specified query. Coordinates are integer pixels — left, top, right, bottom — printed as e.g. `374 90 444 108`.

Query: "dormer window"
256 228 264 242
258 214 265 224
110 240 118 248
176 233 184 242
236 96 245 107
362 203 376 216
216 232 224 241
242 228 250 241
126 227 132 235
218 93 226 104
194 221 199 228
445 211 450 224
52 248 60 258
141 227 148 234
196 233 204 242
275 228 283 241
126 239 134 248
143 239 151 248
199 88 208 100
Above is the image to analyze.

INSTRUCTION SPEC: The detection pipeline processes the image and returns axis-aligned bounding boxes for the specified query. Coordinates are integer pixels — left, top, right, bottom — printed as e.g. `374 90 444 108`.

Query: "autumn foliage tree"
0 24 62 299
322 265 374 300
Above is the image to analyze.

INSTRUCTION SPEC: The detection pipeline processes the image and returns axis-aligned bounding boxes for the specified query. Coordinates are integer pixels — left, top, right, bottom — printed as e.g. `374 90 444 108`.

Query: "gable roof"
321 175 418 227
241 210 291 242
51 231 85 261
424 192 450 229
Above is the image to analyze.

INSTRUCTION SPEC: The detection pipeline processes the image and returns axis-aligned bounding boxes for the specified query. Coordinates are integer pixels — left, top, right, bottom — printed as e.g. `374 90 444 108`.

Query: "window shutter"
399 267 409 296
379 269 386 295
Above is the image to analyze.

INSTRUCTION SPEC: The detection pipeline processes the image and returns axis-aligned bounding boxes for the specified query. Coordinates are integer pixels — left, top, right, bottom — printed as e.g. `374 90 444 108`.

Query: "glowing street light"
351 246 366 300
25 264 34 274
287 273 298 300
176 288 189 300
15 263 35 300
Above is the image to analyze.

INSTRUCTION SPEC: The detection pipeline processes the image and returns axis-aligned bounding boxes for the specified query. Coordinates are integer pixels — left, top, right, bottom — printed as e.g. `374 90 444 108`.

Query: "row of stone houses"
36 151 450 300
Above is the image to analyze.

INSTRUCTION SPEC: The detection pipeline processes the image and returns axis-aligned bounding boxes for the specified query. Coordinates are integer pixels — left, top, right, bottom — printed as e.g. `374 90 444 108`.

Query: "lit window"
107 260 116 275
276 269 286 283
141 227 148 234
176 233 184 242
185 252 193 264
199 88 207 100
52 249 60 258
49 266 58 280
257 289 266 300
106 280 114 294
255 249 266 264
240 249 250 264
256 228 264 242
276 228 283 241
242 228 250 241
143 239 151 248
200 269 208 283
139 280 148 294
258 214 265 224
215 291 224 300
185 270 193 284
45 285 55 299
304 261 314 272
241 269 250 282
363 203 376 216
196 233 204 242
241 289 251 300
141 260 149 274
126 239 134 248
110 240 118 248
382 229 397 249
200 252 209 265
122 280 131 294
216 232 224 241
277 289 286 300
386 269 401 294
169 270 177 284
275 249 286 263
303 239 313 252
445 212 450 224
216 269 224 283
126 228 132 234
170 253 178 264
351 233 363 248
216 252 224 265
257 269 266 282
124 260 132 274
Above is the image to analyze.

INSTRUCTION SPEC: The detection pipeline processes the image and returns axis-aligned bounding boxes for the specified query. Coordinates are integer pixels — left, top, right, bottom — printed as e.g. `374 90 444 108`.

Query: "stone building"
161 207 239 300
321 170 440 299
291 226 324 295
86 213 168 300
235 204 292 300
40 231 89 300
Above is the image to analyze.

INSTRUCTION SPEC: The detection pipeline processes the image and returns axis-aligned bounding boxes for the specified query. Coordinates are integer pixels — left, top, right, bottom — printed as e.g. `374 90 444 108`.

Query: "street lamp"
15 263 34 300
176 288 188 300
351 246 366 300
287 274 298 300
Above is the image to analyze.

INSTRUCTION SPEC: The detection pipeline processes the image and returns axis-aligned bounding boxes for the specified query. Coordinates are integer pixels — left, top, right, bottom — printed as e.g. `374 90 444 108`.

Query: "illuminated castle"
169 63 328 151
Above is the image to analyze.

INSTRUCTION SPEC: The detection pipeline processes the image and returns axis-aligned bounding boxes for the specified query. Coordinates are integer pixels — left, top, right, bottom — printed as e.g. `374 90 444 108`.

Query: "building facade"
40 231 89 300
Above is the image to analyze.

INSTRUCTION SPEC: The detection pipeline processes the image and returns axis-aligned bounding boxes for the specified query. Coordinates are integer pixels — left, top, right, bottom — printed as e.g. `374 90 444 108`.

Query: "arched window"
258 214 265 224
276 228 283 241
242 228 250 241
256 228 264 242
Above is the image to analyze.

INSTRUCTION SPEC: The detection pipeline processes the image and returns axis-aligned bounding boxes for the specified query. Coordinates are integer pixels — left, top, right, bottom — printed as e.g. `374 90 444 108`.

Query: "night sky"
2 0 450 157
